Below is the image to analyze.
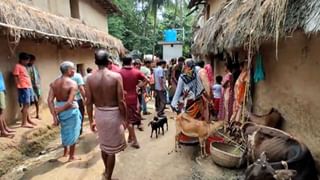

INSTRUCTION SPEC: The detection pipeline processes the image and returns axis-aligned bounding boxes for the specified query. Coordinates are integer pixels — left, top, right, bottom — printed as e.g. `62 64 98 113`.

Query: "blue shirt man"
71 73 85 101
71 72 85 135
154 61 167 116
154 64 165 91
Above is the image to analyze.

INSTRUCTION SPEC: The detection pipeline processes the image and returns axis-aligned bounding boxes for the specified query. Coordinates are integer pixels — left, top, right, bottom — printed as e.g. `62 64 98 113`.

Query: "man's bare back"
86 69 120 107
51 77 78 102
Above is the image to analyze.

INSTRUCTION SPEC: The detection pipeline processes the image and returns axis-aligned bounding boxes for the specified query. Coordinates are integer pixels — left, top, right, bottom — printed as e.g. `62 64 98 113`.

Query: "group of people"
47 52 213 180
170 59 212 120
1 48 249 179
167 56 248 126
0 52 41 137
48 49 162 180
0 51 90 139
215 61 249 124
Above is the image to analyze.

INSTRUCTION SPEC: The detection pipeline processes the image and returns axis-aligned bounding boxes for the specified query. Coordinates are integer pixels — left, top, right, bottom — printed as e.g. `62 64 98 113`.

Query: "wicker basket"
210 142 243 169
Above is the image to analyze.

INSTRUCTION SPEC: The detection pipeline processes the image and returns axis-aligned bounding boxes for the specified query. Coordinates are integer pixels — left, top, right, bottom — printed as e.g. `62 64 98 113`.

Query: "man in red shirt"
107 58 121 73
13 52 37 128
119 56 148 148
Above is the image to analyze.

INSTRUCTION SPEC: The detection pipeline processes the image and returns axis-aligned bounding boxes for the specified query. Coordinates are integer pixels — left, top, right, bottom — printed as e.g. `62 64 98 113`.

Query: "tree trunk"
152 8 157 62
173 0 178 23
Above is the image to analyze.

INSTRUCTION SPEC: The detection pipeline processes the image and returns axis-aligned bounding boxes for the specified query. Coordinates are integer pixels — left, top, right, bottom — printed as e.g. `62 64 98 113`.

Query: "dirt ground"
2 106 242 180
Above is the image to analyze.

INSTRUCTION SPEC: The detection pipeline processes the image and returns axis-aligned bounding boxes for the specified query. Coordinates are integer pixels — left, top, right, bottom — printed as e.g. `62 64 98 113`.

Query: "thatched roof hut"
192 0 320 55
0 0 125 54
95 0 121 14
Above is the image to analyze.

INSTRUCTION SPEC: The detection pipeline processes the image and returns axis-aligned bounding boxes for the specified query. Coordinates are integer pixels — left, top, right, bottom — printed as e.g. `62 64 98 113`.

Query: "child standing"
212 75 223 115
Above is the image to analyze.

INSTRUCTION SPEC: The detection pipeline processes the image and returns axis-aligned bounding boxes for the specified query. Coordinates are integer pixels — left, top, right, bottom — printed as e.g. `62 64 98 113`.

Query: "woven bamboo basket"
210 142 243 169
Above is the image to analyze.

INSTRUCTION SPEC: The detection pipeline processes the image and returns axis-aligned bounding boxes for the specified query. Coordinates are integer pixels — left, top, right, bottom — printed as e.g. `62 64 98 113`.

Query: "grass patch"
0 126 59 177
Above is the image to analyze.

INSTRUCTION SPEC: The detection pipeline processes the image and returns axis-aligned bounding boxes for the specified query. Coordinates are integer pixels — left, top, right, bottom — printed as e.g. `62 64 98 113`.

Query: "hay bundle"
0 0 125 54
192 0 320 55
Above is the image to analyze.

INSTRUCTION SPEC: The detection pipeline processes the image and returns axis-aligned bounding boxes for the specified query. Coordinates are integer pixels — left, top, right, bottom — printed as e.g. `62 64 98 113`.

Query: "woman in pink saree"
218 63 234 122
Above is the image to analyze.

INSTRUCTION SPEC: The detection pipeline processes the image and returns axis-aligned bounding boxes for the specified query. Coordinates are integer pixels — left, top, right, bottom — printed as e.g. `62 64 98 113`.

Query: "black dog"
154 116 168 135
148 119 161 138
148 116 168 138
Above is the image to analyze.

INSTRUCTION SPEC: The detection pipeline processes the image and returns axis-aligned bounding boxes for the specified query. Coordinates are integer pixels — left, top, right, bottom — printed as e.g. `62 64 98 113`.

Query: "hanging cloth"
254 54 265 83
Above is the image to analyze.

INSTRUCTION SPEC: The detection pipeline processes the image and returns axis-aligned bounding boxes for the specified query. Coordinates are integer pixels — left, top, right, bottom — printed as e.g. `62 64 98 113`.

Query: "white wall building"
158 41 183 62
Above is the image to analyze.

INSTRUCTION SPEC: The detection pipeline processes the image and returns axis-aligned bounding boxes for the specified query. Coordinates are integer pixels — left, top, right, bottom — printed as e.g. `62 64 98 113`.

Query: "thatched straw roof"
0 0 125 54
188 0 207 9
192 0 320 55
95 0 121 14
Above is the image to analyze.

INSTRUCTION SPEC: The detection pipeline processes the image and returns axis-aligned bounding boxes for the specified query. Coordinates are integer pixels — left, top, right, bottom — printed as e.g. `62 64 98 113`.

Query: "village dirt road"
6 106 241 180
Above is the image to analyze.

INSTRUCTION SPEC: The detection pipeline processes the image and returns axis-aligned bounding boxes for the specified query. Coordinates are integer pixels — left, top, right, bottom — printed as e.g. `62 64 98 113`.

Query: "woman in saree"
171 59 212 144
218 63 234 122
231 61 248 122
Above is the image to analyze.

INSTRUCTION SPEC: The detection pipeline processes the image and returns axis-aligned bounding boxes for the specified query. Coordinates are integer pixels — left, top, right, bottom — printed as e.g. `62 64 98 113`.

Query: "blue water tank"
164 29 177 42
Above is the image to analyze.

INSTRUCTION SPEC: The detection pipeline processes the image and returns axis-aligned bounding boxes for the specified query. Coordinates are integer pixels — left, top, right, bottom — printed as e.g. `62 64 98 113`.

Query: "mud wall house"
0 0 124 124
191 0 320 170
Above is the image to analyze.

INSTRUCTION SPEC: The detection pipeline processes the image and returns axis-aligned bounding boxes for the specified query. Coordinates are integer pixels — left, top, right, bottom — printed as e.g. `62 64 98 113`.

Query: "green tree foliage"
108 0 195 58
158 1 194 57
108 0 154 54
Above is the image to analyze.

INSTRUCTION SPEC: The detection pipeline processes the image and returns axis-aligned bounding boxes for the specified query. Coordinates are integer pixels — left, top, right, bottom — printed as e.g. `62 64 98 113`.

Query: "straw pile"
192 0 320 55
0 0 125 54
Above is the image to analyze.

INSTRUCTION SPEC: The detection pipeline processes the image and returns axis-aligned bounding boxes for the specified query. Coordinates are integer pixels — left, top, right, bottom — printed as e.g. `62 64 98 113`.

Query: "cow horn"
281 161 289 170
260 152 267 162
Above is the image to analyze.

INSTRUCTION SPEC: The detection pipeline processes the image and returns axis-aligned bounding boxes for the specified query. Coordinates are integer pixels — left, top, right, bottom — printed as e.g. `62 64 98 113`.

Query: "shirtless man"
48 61 81 162
86 49 127 180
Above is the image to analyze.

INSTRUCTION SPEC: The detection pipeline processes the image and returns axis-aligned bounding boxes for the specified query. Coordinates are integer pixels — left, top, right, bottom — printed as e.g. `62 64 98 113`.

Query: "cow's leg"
150 129 153 138
166 122 168 131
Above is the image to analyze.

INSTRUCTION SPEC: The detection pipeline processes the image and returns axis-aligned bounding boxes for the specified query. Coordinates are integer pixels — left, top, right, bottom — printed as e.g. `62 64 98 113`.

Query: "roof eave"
95 0 122 15
188 0 207 9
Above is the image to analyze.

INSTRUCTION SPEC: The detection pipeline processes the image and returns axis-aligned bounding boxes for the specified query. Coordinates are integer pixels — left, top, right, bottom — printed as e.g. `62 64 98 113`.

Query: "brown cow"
246 108 283 129
241 123 319 180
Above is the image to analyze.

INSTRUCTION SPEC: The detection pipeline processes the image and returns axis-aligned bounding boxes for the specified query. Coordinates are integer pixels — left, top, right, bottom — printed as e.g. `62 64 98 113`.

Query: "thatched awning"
0 0 125 54
192 0 320 55
188 0 207 9
95 0 121 14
